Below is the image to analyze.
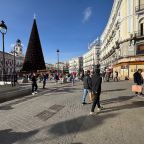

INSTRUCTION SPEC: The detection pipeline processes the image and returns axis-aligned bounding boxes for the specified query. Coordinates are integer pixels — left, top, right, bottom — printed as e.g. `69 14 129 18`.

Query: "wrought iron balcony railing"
136 30 144 37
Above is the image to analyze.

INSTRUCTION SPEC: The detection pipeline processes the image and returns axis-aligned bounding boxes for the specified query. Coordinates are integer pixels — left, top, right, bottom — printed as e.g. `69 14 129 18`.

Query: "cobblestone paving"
0 80 144 144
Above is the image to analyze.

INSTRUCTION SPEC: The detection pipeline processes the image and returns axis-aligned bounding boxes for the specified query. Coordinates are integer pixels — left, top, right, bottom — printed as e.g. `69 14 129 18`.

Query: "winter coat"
32 76 37 84
133 71 143 85
91 73 102 94
83 75 92 90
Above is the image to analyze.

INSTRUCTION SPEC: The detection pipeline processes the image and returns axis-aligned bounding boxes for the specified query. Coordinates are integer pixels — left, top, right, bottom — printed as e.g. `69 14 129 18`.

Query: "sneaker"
34 91 38 94
97 106 104 112
100 106 104 109
32 92 35 95
97 108 101 112
89 112 96 115
137 94 144 98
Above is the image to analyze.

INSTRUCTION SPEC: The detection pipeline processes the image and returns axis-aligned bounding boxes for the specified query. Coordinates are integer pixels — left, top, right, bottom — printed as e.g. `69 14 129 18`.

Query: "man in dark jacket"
133 69 143 96
90 68 103 115
31 73 38 95
82 70 92 105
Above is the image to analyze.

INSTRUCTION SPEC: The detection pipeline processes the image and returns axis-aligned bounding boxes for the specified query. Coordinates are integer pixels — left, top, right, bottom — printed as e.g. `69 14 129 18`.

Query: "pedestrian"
90 68 103 115
133 69 143 96
80 71 84 81
54 72 59 84
42 73 47 89
82 70 92 105
113 71 118 82
101 70 106 82
141 69 144 83
71 73 75 86
31 73 38 95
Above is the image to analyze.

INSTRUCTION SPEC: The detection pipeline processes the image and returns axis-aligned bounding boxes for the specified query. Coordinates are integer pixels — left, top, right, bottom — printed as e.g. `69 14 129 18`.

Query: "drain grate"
35 110 56 121
35 104 65 121
49 104 65 111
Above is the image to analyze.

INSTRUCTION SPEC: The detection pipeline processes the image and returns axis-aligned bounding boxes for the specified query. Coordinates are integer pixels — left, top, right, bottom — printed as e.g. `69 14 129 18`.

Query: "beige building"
83 38 100 72
55 62 69 73
100 0 144 79
69 57 83 74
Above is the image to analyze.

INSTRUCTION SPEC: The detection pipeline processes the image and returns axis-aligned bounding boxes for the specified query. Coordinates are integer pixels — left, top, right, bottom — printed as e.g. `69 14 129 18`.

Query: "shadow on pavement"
101 96 135 105
102 88 126 93
48 113 118 136
0 129 38 144
0 105 13 110
100 101 144 114
71 143 83 144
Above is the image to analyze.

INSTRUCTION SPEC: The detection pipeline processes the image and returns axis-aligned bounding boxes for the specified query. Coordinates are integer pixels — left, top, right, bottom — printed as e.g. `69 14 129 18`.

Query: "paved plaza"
0 80 144 144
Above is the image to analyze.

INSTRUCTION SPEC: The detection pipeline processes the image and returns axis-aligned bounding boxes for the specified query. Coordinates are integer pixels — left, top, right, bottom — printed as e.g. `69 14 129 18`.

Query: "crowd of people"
25 72 80 95
22 68 144 114
81 68 144 115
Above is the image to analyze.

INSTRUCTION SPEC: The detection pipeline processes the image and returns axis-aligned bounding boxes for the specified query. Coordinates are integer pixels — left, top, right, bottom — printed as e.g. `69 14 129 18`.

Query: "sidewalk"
0 81 144 144
0 83 32 103
0 80 68 103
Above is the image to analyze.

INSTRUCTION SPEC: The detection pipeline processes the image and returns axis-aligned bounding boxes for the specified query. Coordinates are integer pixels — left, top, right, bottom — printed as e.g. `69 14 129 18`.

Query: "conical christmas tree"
22 18 46 72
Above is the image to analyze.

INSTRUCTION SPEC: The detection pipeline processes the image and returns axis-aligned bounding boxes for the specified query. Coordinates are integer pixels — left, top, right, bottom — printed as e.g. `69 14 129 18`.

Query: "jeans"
82 89 90 102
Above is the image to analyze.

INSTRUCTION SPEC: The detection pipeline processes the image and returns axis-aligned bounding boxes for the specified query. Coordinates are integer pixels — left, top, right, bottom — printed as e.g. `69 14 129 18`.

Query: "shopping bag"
132 85 143 93
89 91 94 102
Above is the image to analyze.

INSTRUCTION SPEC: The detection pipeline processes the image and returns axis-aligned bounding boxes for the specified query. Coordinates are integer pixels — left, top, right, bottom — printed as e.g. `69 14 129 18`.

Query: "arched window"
139 18 144 36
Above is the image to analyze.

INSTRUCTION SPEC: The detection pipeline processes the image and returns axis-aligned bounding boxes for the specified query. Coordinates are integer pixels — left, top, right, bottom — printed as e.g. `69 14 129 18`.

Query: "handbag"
89 91 94 102
132 85 143 93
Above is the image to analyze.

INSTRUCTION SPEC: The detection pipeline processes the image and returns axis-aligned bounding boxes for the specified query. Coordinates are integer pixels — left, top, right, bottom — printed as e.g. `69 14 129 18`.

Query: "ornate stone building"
69 57 83 74
83 38 101 72
100 0 144 79
0 39 24 75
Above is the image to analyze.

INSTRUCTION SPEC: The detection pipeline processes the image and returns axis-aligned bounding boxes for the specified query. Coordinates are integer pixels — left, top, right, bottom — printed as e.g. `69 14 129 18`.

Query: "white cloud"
82 7 92 23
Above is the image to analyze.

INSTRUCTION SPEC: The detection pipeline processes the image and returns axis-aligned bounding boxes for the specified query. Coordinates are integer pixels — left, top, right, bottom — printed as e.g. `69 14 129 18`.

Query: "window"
140 23 143 36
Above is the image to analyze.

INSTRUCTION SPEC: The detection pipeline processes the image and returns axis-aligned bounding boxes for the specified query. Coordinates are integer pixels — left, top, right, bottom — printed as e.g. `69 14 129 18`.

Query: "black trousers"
32 83 38 92
91 92 101 112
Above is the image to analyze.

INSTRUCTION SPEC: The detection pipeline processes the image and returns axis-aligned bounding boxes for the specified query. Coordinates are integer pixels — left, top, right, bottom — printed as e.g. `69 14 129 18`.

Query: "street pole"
13 45 16 86
2 33 5 82
57 49 60 76
0 20 7 84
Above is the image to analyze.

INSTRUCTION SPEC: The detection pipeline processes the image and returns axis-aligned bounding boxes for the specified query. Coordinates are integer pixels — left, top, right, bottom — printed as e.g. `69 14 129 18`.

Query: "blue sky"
0 0 113 64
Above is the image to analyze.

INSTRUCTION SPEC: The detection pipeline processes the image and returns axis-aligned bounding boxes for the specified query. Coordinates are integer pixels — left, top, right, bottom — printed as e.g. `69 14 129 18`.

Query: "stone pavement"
0 80 144 144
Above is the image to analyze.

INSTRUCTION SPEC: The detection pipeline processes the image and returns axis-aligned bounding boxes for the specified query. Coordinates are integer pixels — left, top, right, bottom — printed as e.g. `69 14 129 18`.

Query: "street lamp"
56 49 60 76
0 20 7 82
13 43 17 86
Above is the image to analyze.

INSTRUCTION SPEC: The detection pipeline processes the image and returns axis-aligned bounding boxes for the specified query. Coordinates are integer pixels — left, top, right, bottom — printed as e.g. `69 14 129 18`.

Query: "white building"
69 57 83 74
83 38 101 72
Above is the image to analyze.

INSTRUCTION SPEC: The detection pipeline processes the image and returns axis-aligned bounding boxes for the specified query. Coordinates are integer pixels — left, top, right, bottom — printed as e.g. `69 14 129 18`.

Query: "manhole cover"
35 104 65 121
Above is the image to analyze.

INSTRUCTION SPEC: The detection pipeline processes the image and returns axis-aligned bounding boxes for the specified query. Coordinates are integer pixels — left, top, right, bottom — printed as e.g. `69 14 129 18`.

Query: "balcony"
135 30 144 41
135 4 144 13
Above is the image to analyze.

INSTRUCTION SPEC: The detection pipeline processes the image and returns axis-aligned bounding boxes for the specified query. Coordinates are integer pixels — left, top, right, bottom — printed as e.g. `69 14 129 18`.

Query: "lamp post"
0 20 7 83
13 44 16 86
56 49 60 76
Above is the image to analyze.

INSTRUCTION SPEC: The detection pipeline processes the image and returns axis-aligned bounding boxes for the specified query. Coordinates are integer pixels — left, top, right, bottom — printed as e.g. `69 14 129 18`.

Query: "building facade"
69 57 83 74
0 39 24 75
54 62 69 73
100 0 144 79
83 38 101 72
